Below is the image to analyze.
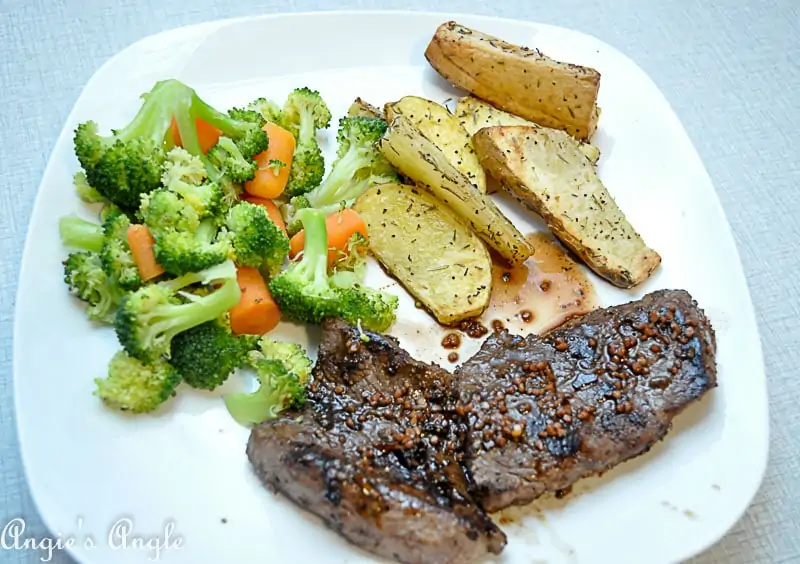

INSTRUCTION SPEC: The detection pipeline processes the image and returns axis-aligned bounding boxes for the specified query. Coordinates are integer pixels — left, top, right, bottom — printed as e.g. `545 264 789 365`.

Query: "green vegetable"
169 318 256 391
73 78 267 213
291 116 398 218
115 259 241 362
207 137 259 184
73 171 107 204
94 350 181 413
267 159 286 175
59 215 104 253
219 201 289 277
247 98 286 126
250 338 312 384
268 208 398 332
161 147 221 219
139 185 228 276
139 148 230 275
282 87 331 197
224 339 312 425
100 208 142 291
63 251 123 323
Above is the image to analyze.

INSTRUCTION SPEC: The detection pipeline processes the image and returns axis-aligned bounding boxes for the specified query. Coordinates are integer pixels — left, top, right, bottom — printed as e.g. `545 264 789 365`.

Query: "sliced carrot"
229 266 281 335
170 117 221 154
127 224 164 281
244 123 295 199
289 208 369 266
242 195 287 234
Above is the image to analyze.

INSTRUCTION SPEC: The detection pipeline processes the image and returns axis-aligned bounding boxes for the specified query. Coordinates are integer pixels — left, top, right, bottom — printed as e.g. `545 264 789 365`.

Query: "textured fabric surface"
1 0 798 562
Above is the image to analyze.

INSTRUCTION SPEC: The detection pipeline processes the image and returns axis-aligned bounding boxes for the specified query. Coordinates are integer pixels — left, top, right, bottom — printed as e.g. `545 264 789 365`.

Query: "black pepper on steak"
247 318 506 564
246 289 717 562
455 289 717 512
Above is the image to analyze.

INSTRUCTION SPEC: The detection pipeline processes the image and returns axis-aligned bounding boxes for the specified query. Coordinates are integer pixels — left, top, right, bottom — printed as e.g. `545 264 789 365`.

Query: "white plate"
14 11 768 564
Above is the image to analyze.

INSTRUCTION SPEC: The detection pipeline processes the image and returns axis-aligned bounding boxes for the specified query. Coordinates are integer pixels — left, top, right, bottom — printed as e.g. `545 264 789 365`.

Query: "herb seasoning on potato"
378 114 534 266
354 182 492 324
425 21 602 140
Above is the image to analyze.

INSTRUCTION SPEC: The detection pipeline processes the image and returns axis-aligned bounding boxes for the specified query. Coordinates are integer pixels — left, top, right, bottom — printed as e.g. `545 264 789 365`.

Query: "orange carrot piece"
244 123 295 199
170 117 221 154
289 208 369 266
229 266 281 335
242 195 287 234
126 224 164 281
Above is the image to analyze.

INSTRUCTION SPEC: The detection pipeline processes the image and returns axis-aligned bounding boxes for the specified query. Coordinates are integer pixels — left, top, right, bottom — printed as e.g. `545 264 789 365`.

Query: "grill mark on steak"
455 289 717 512
247 289 717 561
247 318 506 564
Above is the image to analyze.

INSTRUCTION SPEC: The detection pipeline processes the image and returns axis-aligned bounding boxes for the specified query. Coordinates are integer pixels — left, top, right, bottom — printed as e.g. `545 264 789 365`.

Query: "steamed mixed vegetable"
60 78 399 422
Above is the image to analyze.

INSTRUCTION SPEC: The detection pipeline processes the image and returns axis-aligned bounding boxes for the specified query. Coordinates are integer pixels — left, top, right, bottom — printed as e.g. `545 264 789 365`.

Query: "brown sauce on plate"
481 232 599 335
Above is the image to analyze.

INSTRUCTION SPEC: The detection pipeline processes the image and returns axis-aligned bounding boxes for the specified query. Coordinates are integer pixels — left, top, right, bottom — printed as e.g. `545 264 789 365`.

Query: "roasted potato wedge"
472 125 660 288
379 114 534 266
455 96 601 165
354 183 492 324
347 97 384 120
385 96 486 193
425 22 601 140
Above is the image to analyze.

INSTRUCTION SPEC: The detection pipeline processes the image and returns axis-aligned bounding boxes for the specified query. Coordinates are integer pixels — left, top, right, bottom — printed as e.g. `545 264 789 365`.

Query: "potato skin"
455 96 601 166
473 125 661 288
354 183 492 324
378 114 534 266
425 22 601 140
385 96 486 193
347 97 384 120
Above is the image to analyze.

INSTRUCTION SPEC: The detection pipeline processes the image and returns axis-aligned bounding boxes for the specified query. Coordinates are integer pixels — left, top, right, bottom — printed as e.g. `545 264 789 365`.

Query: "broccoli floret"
250 338 313 384
161 147 221 219
207 137 259 184
283 88 331 136
268 208 397 331
153 218 229 276
140 188 228 276
227 107 267 126
140 189 200 232
100 209 142 291
282 195 310 236
248 97 286 126
301 116 399 214
169 318 254 390
74 79 268 213
73 171 107 204
115 259 241 361
220 201 289 276
94 350 181 413
73 80 181 212
59 215 105 253
63 251 123 323
266 159 286 175
100 202 122 223
224 358 307 425
281 88 331 198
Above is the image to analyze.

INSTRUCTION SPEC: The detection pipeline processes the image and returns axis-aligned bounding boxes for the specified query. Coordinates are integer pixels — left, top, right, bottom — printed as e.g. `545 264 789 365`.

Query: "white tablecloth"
1 0 798 562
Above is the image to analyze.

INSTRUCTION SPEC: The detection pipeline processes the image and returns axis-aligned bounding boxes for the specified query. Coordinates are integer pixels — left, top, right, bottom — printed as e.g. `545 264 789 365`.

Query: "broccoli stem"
115 79 190 145
306 149 365 208
59 216 105 253
195 219 217 244
160 259 237 294
173 105 202 156
191 94 251 139
150 280 240 344
294 208 330 292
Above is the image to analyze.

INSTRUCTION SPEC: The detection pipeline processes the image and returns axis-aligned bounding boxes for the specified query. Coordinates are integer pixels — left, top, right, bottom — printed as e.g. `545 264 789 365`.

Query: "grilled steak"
455 289 717 512
247 318 506 564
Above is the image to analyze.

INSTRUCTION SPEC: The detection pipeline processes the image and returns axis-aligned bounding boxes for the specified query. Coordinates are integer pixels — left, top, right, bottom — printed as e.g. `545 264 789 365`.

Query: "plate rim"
12 9 770 564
